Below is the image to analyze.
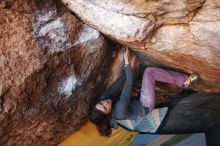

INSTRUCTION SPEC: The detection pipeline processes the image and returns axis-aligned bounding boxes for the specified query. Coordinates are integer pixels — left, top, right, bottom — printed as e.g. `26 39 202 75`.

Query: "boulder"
0 0 117 145
62 0 220 92
1 0 219 145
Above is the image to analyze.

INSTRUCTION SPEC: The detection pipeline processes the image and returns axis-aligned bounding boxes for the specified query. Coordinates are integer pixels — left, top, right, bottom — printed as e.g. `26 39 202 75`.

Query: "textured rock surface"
63 0 220 92
62 0 204 47
0 1 177 145
0 0 118 145
1 0 219 145
144 0 220 92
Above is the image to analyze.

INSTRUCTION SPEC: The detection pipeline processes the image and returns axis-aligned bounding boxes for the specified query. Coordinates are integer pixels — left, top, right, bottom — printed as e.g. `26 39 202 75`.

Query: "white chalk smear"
58 75 78 98
75 25 100 44
33 10 72 53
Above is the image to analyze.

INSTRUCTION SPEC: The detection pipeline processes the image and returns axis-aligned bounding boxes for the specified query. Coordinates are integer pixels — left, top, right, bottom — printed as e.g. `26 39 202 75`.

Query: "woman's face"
95 99 112 114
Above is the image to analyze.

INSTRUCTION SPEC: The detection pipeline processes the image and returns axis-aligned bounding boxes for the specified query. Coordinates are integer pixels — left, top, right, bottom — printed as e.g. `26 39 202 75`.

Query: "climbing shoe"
184 73 200 87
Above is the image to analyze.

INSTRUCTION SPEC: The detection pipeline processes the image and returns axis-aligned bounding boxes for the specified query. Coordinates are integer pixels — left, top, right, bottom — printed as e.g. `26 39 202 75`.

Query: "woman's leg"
140 67 188 112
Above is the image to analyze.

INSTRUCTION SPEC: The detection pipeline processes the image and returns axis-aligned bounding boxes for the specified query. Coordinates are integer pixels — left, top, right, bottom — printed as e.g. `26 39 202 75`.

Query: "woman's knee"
144 67 156 76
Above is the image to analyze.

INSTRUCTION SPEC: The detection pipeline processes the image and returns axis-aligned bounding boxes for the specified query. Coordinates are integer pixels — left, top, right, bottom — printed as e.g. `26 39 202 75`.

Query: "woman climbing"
89 47 199 136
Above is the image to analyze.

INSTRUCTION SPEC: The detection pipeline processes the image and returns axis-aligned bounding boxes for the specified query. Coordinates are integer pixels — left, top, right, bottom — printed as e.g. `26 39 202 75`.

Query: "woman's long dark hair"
88 106 112 137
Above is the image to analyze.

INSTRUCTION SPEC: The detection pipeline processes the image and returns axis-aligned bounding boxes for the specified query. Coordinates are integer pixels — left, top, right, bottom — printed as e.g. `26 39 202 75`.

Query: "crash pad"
59 122 138 146
117 107 168 133
131 133 206 146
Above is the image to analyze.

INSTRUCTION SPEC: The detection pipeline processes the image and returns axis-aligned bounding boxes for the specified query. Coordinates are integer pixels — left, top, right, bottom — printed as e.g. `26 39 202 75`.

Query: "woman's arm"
99 71 126 101
99 47 130 101
114 48 134 119
114 64 134 119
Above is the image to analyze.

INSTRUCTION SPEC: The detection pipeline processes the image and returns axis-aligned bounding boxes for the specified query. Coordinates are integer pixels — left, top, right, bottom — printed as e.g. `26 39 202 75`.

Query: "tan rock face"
145 0 220 92
0 0 118 145
0 0 219 145
1 1 175 145
63 0 220 92
62 0 204 47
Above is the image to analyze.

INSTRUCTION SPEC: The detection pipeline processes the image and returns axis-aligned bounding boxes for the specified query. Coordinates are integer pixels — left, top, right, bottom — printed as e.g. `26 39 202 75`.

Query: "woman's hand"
123 47 130 65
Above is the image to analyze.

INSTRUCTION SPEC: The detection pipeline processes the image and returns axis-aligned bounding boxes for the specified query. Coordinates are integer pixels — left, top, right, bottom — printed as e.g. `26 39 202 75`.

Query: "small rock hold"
151 36 157 43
